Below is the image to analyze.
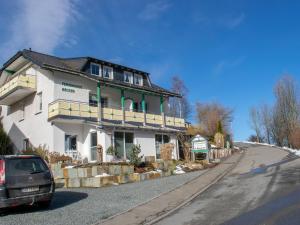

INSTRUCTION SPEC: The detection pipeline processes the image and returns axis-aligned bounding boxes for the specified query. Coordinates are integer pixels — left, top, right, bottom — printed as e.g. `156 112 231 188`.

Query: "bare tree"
273 76 299 146
260 104 273 144
249 107 263 142
169 76 191 120
196 102 233 141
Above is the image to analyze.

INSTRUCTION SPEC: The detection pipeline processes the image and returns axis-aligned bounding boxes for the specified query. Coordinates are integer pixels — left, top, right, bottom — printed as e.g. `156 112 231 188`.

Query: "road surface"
157 143 300 225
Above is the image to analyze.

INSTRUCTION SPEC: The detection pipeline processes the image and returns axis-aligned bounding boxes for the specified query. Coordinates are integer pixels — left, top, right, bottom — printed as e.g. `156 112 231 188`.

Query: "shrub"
0 123 13 155
128 144 142 166
106 146 116 155
22 144 49 162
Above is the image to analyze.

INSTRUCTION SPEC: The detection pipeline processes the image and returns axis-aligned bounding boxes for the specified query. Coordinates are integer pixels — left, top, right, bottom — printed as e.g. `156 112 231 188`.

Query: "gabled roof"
0 49 181 98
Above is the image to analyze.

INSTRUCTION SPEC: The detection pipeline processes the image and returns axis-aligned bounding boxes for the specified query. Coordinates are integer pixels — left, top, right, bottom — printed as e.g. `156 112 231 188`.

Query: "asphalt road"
157 143 300 225
0 169 205 225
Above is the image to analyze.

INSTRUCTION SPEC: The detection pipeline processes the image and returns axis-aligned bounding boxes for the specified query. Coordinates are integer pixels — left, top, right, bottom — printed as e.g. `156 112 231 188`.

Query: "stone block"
148 172 161 180
92 166 109 176
140 172 150 181
77 168 92 178
131 173 141 182
145 156 156 163
81 177 98 187
54 178 66 188
101 175 118 186
66 178 81 188
63 168 78 178
109 165 121 175
121 165 134 175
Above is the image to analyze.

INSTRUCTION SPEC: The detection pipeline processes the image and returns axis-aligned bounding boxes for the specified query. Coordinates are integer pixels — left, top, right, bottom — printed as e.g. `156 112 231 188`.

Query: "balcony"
48 100 186 129
0 74 36 105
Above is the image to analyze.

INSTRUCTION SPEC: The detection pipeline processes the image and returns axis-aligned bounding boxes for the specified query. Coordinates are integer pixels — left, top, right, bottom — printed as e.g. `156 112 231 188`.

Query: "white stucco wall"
1 65 55 152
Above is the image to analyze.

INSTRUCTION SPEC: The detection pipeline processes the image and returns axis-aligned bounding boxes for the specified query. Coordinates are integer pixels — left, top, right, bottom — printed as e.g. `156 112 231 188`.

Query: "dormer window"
90 63 100 76
134 74 143 86
124 71 133 83
103 66 113 79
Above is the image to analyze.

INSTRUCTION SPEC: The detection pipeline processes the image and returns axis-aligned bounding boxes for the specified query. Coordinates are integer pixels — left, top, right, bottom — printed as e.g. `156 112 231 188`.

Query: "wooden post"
97 81 102 124
142 93 146 126
121 89 125 124
160 95 165 127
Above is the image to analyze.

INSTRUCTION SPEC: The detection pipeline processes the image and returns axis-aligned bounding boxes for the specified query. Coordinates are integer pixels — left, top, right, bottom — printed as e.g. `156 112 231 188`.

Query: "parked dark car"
0 155 55 212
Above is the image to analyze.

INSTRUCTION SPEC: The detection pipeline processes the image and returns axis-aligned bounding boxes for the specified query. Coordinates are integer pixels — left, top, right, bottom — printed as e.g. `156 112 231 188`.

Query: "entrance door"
155 134 170 159
114 132 134 160
90 132 97 161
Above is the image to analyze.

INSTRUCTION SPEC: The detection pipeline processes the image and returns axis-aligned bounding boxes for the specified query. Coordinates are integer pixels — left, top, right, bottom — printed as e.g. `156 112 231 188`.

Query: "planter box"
65 178 81 188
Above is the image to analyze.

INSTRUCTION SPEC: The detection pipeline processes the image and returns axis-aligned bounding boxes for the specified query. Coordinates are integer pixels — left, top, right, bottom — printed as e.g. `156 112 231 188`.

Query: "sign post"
191 135 210 161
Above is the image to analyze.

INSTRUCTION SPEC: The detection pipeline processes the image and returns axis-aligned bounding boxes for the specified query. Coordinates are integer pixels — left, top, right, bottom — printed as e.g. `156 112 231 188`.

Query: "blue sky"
0 0 299 140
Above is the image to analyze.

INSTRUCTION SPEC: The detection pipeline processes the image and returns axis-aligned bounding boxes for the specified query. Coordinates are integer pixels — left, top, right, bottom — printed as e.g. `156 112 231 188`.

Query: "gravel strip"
0 170 206 225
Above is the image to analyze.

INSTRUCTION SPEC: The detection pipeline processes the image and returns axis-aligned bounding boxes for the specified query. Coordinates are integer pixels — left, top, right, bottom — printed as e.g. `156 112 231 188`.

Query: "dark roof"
1 49 181 97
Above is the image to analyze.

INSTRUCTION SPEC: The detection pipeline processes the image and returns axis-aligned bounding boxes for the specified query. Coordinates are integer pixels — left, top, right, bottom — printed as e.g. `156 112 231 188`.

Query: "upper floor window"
103 66 113 79
19 103 25 121
124 71 133 83
91 63 100 76
134 74 143 86
36 92 42 113
89 93 108 108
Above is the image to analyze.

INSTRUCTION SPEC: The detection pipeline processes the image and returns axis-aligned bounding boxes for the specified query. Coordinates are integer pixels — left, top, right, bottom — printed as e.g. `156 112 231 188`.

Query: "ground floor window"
65 135 77 154
155 134 170 159
23 138 30 150
90 132 97 161
114 132 134 160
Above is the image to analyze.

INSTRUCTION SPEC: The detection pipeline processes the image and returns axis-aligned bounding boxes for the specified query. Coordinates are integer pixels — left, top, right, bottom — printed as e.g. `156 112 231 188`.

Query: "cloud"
138 0 171 21
0 0 79 62
213 56 245 75
223 13 245 29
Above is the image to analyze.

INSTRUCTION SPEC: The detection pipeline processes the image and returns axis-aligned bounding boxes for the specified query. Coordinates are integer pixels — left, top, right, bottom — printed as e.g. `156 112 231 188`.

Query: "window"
134 74 143 86
114 132 134 160
36 92 42 113
91 63 100 76
101 97 108 108
124 71 133 83
65 135 77 152
90 132 97 161
19 104 25 121
133 102 139 112
155 134 170 159
103 66 113 79
23 138 30 150
89 93 108 108
89 93 98 106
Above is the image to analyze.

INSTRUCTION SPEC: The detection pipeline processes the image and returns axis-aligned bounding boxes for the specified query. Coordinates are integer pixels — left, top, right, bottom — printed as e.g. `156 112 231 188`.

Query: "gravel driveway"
0 170 205 225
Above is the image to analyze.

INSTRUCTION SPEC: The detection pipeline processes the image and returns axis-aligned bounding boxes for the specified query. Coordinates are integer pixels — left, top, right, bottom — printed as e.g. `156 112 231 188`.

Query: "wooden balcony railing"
48 100 186 128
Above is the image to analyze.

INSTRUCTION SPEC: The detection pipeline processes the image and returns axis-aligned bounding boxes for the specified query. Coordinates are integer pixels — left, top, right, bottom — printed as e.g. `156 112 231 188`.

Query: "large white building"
0 50 186 162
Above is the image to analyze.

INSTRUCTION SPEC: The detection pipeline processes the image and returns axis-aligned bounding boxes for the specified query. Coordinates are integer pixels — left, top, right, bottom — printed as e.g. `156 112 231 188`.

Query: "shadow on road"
221 187 300 225
241 152 299 178
1 191 88 216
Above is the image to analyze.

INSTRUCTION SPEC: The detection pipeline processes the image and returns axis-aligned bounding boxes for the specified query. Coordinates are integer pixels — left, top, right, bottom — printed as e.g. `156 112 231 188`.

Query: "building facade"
0 50 185 162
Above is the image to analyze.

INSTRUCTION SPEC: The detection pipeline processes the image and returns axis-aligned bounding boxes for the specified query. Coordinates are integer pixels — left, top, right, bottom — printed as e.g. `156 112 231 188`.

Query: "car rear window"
6 157 48 176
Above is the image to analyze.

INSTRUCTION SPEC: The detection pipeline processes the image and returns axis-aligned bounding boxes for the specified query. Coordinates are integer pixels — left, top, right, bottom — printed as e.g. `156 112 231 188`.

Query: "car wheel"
39 200 52 209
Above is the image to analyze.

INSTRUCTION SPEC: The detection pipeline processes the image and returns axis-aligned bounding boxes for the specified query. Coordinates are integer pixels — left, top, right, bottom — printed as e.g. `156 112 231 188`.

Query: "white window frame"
134 74 143 86
124 71 133 84
36 92 43 113
19 103 25 121
103 66 113 79
90 63 101 76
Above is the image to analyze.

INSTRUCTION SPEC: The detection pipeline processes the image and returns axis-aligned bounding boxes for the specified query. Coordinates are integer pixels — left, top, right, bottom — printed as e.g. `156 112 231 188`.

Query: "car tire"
39 200 52 209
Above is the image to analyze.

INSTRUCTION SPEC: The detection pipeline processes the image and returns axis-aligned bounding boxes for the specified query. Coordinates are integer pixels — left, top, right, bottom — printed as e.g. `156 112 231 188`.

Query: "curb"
145 150 245 225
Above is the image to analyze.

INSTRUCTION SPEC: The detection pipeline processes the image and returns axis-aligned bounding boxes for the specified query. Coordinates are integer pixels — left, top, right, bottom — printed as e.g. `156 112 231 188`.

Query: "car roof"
0 155 41 159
